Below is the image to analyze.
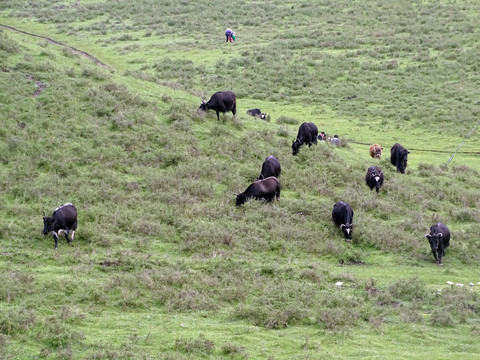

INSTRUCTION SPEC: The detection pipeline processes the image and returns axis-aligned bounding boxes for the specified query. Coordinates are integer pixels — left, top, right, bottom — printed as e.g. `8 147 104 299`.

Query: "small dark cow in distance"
332 201 354 241
42 203 77 250
256 155 281 180
292 122 318 156
369 144 384 159
236 176 280 206
390 143 410 174
365 166 384 193
425 223 451 266
199 91 236 121
246 108 267 120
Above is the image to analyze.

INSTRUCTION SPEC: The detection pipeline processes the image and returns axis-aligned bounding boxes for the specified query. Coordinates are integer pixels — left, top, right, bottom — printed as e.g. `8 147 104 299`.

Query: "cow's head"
235 193 247 206
340 223 353 240
42 215 54 235
398 149 410 173
199 100 208 111
374 146 384 158
425 232 443 251
260 113 267 120
292 139 301 156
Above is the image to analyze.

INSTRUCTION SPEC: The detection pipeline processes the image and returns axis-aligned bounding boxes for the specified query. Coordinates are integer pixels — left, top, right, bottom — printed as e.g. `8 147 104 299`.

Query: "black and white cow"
199 91 236 121
365 166 384 193
42 203 77 249
256 155 281 180
246 108 267 120
236 176 281 206
425 223 450 266
292 122 318 156
390 143 410 174
332 201 354 241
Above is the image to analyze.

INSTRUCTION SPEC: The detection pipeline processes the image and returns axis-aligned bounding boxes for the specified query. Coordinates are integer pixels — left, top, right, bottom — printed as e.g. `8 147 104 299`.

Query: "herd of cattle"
41 90 450 265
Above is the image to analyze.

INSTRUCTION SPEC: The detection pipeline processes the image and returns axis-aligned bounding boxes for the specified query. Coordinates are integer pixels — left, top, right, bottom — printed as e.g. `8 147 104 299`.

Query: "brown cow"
369 144 384 159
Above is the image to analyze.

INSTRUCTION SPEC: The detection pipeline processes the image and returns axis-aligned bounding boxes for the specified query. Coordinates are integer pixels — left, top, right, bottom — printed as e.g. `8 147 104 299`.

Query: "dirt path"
0 23 113 70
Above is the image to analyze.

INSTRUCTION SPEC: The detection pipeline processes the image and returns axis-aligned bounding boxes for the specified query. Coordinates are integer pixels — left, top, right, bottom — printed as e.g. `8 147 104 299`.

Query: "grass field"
1 1 480 359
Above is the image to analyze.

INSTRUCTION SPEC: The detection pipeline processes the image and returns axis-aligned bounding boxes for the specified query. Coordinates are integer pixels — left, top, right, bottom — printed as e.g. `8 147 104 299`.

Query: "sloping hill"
1 1 480 358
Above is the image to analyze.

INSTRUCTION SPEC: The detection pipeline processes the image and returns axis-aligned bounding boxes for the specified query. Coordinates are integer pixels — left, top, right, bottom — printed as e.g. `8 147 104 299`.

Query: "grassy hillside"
1 1 480 359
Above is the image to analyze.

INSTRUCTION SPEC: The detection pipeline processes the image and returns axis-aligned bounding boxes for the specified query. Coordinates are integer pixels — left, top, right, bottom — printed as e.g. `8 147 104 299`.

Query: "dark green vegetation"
1 0 480 358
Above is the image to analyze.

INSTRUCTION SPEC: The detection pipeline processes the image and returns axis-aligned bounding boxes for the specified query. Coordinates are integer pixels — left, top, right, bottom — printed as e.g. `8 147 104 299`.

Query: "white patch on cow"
375 176 380 181
57 229 67 236
55 202 73 211
71 230 75 242
346 228 351 234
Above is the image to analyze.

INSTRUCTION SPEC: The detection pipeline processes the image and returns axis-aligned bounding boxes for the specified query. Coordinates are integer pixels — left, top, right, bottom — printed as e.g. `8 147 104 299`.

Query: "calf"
256 155 281 180
369 144 384 159
236 176 281 206
246 108 267 120
390 143 410 174
42 203 77 249
425 223 450 266
199 91 236 121
292 122 318 155
365 166 384 193
332 201 354 240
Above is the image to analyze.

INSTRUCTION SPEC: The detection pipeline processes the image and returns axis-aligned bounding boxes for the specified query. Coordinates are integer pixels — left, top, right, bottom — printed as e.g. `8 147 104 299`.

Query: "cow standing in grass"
365 166 384 193
256 155 281 180
425 223 451 266
42 203 77 249
332 201 354 241
390 143 410 174
199 91 236 121
369 144 384 159
292 122 318 156
236 177 281 206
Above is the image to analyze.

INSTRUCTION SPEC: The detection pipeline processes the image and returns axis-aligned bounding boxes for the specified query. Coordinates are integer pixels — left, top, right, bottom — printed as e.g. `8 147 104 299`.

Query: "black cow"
236 176 281 206
42 203 77 249
365 166 384 193
246 108 267 120
332 201 354 241
199 91 236 121
256 155 281 180
425 223 451 266
390 143 410 174
292 122 318 156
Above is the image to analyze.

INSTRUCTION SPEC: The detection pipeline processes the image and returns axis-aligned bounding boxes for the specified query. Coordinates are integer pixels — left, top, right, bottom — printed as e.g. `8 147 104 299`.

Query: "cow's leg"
52 232 59 250
70 230 75 243
58 229 70 243
216 110 220 121
431 249 438 262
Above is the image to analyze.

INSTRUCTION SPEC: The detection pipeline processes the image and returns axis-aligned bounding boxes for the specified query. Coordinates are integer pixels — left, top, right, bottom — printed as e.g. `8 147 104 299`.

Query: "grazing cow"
365 166 384 193
199 91 236 121
256 155 281 180
42 203 77 250
425 223 451 266
246 108 267 120
236 176 281 206
332 201 354 241
292 122 318 156
369 144 384 159
390 143 410 174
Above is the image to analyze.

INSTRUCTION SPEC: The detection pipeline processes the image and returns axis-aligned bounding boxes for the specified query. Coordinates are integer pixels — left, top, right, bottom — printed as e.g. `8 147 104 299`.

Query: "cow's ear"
380 147 384 150
425 234 431 239
407 151 410 154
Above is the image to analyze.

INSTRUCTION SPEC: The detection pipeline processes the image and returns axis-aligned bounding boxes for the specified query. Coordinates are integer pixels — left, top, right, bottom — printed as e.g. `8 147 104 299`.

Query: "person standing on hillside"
225 28 236 42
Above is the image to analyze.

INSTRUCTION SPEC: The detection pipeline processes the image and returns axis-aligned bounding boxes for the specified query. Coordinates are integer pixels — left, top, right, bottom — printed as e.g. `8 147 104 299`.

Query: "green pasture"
1 0 480 359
